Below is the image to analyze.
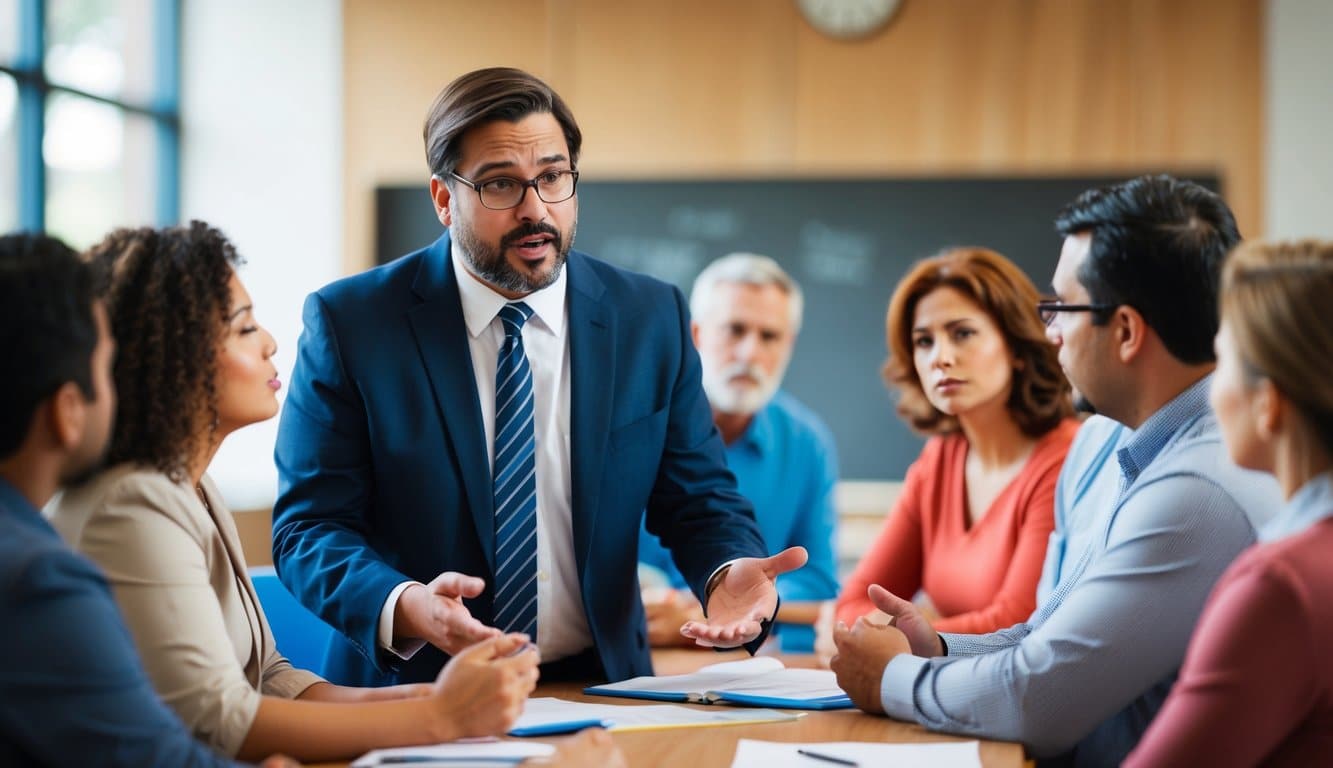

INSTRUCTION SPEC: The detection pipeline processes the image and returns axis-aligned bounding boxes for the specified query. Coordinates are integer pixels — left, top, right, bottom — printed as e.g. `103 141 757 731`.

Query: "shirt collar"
733 400 775 455
1260 471 1333 542
450 238 567 339
1116 374 1213 484
0 476 40 518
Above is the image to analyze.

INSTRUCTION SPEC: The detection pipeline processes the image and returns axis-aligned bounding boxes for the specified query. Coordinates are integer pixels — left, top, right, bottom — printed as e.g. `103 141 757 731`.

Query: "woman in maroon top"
1126 239 1333 767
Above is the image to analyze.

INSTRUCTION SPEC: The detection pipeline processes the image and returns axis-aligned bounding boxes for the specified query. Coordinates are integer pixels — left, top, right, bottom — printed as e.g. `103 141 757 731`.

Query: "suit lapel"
406 234 496 571
567 253 613 578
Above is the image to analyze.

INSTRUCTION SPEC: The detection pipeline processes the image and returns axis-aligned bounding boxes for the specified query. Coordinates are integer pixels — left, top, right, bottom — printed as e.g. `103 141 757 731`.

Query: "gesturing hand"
867 584 943 658
828 616 911 715
680 546 807 648
397 571 501 654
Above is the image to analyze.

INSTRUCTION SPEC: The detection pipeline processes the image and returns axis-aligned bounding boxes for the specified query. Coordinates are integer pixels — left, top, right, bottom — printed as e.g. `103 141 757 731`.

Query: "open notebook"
584 656 853 710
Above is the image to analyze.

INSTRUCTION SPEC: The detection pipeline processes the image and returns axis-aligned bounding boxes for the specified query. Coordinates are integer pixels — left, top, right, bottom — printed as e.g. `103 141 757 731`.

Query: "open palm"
680 547 807 648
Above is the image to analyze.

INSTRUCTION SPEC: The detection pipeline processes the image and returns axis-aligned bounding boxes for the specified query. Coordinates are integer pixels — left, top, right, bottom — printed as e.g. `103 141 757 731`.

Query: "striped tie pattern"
492 301 538 637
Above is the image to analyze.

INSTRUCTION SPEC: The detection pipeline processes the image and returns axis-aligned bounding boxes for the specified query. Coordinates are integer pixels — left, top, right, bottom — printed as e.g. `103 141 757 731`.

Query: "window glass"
0 74 17 233
44 90 155 248
45 0 155 102
0 0 16 64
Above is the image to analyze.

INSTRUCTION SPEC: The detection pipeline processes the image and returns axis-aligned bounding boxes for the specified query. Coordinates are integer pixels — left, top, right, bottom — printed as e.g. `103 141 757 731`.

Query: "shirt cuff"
704 559 741 603
881 652 929 721
378 580 427 660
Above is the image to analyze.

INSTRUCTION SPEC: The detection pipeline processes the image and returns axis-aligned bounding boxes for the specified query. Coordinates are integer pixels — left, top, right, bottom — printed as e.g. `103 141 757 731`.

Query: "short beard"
701 361 784 416
454 218 575 295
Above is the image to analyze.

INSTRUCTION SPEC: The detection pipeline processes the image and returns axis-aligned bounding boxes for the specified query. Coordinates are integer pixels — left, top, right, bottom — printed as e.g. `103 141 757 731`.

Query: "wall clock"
796 0 903 40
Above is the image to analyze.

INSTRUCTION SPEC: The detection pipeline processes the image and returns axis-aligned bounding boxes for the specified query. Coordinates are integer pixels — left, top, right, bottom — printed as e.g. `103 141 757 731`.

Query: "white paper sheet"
516 696 799 732
350 738 555 767
730 739 983 768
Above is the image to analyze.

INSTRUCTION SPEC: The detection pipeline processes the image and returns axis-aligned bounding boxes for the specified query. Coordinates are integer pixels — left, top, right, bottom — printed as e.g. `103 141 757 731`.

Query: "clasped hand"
678 546 807 648
828 584 943 714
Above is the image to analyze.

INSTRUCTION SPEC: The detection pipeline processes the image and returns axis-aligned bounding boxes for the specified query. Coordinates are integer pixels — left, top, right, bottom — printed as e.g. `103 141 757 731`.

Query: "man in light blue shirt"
639 253 839 652
829 175 1282 767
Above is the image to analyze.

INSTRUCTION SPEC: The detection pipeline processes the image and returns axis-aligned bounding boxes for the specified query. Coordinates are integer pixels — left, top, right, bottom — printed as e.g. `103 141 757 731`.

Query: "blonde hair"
1221 239 1333 454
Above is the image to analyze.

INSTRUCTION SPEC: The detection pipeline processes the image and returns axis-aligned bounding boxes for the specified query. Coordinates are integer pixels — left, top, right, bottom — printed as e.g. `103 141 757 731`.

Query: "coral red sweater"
837 418 1078 634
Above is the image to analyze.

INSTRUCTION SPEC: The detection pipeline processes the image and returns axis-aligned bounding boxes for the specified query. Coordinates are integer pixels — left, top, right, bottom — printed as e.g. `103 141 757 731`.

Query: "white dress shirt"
377 242 593 662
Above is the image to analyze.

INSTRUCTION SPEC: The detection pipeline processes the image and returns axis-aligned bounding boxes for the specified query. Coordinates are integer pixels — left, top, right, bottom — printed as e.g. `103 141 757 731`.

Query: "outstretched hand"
397 571 502 654
680 547 807 648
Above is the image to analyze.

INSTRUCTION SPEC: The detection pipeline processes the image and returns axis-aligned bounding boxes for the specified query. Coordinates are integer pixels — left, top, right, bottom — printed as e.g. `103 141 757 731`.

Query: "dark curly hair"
884 246 1073 437
86 221 244 482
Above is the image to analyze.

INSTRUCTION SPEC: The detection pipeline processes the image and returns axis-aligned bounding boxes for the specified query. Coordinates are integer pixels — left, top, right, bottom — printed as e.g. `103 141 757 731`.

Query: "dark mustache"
501 222 561 250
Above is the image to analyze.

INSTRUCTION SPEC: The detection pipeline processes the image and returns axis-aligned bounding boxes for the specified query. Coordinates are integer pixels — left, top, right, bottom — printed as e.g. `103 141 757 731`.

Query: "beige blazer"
48 464 322 757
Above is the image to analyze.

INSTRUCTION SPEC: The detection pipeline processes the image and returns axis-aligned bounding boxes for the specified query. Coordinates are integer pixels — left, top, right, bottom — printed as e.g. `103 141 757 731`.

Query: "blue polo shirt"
638 390 840 651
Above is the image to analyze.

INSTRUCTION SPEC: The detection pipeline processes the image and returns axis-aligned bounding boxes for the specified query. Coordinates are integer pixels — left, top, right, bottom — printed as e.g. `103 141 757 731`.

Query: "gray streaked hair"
689 252 803 333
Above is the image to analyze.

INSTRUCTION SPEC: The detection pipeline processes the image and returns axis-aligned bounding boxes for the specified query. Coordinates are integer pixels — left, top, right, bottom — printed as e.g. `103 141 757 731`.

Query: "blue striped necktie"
492 301 538 637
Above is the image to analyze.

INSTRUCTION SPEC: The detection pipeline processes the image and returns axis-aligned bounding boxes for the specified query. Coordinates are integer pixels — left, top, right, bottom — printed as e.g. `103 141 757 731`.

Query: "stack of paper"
510 697 800 736
351 738 555 767
730 739 983 768
585 656 853 710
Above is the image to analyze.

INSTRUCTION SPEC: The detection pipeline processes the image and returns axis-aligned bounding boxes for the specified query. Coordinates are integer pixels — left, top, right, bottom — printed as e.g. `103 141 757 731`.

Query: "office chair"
248 565 336 675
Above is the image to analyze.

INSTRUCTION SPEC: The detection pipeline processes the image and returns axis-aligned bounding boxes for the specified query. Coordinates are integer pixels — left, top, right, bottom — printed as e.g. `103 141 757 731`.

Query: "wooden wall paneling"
342 0 1263 271
342 0 553 274
556 0 798 175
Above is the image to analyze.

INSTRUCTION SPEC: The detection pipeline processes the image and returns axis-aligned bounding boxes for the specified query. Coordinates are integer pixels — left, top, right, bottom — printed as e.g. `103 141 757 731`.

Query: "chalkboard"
376 174 1219 480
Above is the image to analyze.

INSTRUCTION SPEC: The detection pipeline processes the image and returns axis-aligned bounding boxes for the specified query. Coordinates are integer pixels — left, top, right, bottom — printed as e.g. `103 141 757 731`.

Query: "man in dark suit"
0 233 261 767
273 67 805 686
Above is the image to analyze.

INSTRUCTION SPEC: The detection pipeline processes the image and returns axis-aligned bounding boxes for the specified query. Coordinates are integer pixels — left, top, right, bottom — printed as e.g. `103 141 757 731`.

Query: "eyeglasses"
1037 299 1116 326
447 170 579 210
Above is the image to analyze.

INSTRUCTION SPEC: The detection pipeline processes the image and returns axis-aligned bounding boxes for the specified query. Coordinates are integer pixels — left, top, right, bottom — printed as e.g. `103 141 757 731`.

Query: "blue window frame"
0 0 179 246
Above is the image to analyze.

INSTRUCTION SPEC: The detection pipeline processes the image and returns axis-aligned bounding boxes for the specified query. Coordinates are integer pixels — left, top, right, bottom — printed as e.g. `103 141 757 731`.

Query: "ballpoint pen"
796 748 860 767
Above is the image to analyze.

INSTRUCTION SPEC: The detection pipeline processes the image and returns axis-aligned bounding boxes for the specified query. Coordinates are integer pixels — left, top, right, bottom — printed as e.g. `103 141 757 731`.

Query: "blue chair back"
249 565 336 675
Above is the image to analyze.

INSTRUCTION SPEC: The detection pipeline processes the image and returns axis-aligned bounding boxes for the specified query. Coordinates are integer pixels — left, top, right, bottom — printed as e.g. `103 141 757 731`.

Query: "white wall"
181 0 342 510
1266 0 1333 239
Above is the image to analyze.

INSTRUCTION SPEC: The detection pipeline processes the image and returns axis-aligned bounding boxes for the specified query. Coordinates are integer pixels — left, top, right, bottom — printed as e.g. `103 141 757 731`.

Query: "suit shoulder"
52 464 201 541
0 516 105 605
316 251 422 307
575 252 684 304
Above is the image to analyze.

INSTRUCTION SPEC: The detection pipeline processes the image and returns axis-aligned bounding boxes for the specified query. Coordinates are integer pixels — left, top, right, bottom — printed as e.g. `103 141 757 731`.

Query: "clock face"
796 0 903 40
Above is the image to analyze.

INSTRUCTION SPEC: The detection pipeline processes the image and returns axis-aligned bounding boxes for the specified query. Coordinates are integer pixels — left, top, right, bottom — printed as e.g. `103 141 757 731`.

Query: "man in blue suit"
0 233 266 767
273 67 806 686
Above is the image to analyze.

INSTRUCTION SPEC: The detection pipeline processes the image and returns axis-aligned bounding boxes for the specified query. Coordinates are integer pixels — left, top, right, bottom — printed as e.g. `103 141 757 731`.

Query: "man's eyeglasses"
1037 299 1116 326
447 170 579 210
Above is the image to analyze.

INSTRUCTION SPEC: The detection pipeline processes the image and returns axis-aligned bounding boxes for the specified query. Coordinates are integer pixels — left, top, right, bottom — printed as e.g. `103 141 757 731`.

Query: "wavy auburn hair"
86 221 244 482
884 247 1072 436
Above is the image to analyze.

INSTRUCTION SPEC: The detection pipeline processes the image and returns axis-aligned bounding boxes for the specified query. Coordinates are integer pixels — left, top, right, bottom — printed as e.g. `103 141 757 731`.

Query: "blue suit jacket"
272 234 769 685
0 479 238 767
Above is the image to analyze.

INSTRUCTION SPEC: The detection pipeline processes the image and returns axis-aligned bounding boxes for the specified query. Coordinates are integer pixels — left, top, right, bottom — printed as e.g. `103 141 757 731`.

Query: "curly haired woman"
49 222 620 766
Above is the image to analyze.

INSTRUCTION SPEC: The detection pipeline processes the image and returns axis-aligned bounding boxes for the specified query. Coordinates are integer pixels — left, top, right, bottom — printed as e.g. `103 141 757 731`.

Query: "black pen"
796 748 860 767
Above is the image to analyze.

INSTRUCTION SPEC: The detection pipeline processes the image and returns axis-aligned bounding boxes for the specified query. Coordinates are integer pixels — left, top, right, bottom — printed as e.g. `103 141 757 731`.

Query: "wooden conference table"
314 649 1024 768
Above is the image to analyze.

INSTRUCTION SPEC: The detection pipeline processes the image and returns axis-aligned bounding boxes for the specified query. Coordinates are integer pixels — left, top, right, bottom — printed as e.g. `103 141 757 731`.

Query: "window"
0 0 178 247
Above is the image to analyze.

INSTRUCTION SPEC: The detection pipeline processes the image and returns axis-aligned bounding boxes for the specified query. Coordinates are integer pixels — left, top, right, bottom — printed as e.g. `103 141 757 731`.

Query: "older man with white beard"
638 253 841 652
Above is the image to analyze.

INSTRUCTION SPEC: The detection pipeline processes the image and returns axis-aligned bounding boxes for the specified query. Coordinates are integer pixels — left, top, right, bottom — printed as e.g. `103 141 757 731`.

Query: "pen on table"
796 748 860 767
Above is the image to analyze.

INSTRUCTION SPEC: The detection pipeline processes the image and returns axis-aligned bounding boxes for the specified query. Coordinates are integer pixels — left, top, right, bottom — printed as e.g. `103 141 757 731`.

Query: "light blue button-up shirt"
878 375 1282 767
639 390 840 651
1035 415 1126 606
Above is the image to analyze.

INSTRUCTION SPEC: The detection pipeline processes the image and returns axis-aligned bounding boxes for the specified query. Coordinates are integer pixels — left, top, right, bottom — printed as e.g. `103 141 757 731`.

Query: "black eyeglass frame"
446 170 580 210
1036 299 1118 326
